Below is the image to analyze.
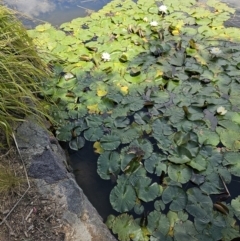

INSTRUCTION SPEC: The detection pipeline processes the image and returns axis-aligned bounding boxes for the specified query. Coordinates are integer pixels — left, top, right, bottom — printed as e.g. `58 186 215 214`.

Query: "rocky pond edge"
15 117 117 241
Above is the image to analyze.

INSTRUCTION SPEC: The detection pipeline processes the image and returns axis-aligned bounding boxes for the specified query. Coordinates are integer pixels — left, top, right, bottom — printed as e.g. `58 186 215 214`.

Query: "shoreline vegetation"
2 0 240 240
0 4 51 146
0 3 52 213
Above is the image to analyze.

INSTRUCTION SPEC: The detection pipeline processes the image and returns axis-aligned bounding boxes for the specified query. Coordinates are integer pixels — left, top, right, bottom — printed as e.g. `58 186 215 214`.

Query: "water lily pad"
231 196 240 219
223 152 240 177
174 220 198 241
97 151 121 180
200 173 223 195
69 136 85 150
168 164 192 184
147 211 170 236
144 153 167 176
186 187 213 222
162 186 187 211
135 177 161 202
100 134 121 150
84 127 104 141
114 116 130 128
110 183 136 212
107 214 142 241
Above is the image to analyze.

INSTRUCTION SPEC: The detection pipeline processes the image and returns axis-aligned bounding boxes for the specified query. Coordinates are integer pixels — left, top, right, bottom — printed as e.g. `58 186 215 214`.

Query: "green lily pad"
231 196 240 219
162 186 187 211
144 153 167 176
69 136 85 150
186 187 213 222
114 116 130 128
110 182 136 212
200 173 223 195
135 177 161 202
223 152 240 177
100 134 121 150
174 220 198 241
168 164 192 184
106 214 142 241
147 211 170 236
84 127 104 141
97 151 121 180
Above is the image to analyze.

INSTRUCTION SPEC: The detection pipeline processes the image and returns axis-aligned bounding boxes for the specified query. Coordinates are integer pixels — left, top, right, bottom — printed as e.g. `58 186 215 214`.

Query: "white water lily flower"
210 47 222 56
64 73 74 80
150 21 158 27
217 106 227 115
159 5 167 13
143 17 148 22
101 52 111 61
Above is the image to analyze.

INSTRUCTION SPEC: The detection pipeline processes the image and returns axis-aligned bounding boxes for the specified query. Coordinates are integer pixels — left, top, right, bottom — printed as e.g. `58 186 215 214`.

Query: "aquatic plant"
28 0 240 240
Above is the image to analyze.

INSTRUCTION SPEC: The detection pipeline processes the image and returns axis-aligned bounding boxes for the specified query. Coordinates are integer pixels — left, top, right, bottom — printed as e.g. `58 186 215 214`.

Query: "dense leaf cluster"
28 0 240 240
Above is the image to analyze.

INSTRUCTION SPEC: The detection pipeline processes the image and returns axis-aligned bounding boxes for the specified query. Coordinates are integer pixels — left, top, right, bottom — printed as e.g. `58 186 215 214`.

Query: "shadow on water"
62 141 118 221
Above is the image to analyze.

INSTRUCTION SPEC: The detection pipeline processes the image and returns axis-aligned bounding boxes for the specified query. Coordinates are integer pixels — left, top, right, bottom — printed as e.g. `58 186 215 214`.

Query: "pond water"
3 0 109 26
4 0 240 232
3 0 240 26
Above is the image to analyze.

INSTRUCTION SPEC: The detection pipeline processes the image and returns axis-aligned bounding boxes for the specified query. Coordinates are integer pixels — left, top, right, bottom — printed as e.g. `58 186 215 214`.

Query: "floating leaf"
162 186 187 211
110 182 136 212
93 141 104 154
187 154 207 172
147 211 170 237
186 187 213 223
100 134 121 150
84 127 104 141
97 151 121 180
107 214 142 241
114 116 130 128
174 220 198 241
223 152 240 177
144 153 167 176
135 177 161 202
168 164 192 184
231 196 240 219
200 173 223 195
69 136 85 150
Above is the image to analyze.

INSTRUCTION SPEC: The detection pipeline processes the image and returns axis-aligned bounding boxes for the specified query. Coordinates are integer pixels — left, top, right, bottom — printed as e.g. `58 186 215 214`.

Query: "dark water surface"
4 0 240 225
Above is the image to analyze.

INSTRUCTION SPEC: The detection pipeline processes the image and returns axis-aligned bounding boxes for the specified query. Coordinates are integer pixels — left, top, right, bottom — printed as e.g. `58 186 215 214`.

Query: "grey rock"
16 117 117 241
29 149 68 183
16 118 50 149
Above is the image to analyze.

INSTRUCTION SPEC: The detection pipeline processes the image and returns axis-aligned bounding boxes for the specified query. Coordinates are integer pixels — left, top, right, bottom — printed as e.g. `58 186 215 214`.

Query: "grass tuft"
0 5 52 145
0 163 22 194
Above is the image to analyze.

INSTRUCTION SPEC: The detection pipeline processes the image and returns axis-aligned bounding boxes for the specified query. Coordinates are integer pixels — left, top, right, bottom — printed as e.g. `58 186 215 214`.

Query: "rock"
15 117 117 241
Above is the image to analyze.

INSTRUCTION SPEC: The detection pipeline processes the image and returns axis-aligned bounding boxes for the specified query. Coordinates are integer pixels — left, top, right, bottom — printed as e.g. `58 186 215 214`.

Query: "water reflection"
3 0 240 27
3 0 109 26
4 0 56 17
